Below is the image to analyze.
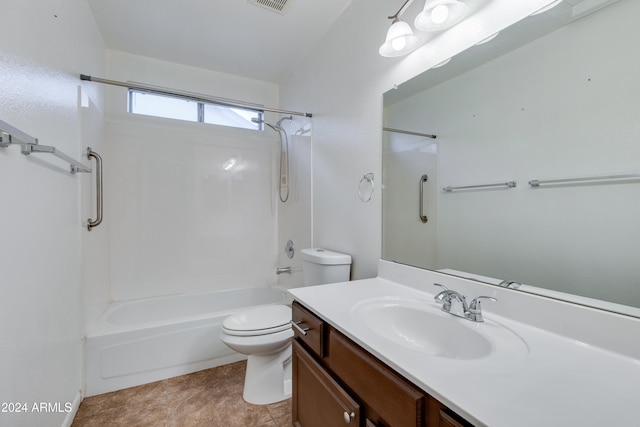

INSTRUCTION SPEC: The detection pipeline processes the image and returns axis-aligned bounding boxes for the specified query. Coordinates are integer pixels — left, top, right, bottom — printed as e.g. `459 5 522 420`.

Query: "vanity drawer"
428 398 474 427
326 326 426 426
292 301 324 357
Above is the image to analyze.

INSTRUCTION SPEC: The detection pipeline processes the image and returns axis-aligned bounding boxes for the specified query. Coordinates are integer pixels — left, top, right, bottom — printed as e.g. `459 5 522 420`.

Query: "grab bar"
86 147 103 231
443 181 517 192
419 174 428 223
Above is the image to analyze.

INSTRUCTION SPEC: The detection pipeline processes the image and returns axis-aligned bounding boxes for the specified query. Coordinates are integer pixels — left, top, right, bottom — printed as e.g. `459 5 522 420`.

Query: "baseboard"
60 389 82 427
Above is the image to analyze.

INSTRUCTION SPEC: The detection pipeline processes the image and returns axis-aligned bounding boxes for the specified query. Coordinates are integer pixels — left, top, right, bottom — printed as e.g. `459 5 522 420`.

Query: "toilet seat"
222 304 291 337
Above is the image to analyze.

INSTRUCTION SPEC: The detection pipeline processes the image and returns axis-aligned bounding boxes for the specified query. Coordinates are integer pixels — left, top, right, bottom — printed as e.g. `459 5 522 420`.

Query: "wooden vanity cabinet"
291 301 475 427
292 340 361 427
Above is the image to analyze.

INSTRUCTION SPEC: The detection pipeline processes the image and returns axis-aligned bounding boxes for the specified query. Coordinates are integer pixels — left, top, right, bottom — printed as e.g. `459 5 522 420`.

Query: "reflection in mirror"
382 0 640 317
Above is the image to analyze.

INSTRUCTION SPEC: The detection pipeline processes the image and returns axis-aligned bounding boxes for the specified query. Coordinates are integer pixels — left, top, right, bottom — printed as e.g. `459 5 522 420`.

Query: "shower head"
252 116 292 132
275 116 293 129
251 117 278 132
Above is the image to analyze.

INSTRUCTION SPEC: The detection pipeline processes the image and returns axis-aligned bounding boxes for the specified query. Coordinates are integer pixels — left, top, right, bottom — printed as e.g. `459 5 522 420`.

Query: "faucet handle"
432 283 450 305
433 283 448 291
432 284 454 313
467 296 497 322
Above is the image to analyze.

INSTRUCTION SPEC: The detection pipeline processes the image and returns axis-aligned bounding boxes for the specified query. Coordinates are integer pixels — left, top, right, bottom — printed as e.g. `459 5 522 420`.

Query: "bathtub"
85 286 289 396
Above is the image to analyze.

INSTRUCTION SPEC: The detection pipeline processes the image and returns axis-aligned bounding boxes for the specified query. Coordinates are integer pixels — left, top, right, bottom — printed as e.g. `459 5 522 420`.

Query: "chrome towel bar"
443 181 517 192
21 144 91 174
383 127 437 139
1 118 92 174
529 174 640 187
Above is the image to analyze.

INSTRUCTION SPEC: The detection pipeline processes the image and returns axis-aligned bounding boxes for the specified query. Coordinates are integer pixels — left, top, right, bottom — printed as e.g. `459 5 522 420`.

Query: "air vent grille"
248 0 291 15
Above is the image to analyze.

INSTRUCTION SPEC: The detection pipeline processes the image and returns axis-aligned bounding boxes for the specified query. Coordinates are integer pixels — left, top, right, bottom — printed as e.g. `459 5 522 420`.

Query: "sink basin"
351 297 528 360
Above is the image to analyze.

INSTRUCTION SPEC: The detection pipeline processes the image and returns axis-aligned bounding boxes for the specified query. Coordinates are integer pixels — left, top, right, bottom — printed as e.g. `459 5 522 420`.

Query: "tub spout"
276 267 291 275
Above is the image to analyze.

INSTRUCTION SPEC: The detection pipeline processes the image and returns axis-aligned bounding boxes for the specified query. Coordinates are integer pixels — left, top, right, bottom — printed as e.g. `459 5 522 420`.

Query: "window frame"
127 89 264 131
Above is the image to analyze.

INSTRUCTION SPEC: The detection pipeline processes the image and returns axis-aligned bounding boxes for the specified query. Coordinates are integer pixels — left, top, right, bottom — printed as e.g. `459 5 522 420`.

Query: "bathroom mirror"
382 0 640 317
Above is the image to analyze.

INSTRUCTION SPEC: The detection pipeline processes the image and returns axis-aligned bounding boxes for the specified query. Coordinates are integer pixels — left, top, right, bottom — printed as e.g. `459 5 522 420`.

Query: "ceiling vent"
248 0 291 15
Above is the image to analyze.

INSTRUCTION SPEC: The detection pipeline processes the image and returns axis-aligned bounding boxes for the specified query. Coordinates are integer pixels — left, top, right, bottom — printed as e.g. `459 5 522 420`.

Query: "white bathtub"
85 286 289 396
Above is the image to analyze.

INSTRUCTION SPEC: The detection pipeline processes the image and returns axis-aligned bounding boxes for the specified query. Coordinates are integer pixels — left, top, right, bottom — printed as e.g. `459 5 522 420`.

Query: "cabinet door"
292 340 361 427
326 327 426 426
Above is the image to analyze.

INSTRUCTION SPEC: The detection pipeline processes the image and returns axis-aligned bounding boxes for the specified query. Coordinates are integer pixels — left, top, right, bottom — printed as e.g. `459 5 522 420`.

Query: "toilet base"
242 342 292 405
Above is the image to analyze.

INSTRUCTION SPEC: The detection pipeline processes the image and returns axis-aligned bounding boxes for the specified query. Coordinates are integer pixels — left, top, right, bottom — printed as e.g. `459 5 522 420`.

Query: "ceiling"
86 0 353 83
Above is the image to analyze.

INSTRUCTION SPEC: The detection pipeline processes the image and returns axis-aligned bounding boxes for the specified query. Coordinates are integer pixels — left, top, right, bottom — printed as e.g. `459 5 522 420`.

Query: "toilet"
220 248 351 405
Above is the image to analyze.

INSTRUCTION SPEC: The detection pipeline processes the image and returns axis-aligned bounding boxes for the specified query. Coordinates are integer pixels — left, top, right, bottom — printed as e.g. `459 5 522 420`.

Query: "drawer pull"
343 411 355 424
291 320 310 336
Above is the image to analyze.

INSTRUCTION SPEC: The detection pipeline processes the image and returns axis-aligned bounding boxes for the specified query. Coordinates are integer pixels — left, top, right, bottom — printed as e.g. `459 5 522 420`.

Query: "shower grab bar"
86 147 103 231
443 181 517 192
529 174 640 187
1 118 92 174
419 174 428 223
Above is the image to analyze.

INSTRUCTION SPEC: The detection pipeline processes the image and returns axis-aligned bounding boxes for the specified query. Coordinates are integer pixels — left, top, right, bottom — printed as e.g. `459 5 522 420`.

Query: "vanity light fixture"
530 0 563 16
414 0 468 32
379 0 419 57
379 18 419 57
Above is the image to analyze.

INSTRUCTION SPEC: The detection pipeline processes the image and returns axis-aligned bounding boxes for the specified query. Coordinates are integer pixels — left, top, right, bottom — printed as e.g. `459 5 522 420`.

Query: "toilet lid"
222 305 291 335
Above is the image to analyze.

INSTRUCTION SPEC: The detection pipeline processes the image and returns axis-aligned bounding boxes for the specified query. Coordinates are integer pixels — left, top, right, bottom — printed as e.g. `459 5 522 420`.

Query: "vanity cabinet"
292 301 474 427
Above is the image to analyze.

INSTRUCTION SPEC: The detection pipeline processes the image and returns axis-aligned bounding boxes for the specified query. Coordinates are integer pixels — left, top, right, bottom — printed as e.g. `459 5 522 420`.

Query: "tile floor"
71 361 292 427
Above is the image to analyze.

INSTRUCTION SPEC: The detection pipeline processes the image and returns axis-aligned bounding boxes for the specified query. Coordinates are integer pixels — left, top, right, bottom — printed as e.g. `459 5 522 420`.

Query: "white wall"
386 0 640 307
279 0 554 279
104 51 286 300
0 0 106 425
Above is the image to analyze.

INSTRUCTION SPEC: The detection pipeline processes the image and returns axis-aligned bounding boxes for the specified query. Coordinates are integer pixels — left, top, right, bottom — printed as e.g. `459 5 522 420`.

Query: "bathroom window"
128 89 263 130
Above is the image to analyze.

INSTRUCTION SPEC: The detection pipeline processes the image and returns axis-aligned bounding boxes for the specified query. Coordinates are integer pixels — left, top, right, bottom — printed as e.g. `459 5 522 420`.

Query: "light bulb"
379 19 418 57
431 4 449 24
392 37 407 51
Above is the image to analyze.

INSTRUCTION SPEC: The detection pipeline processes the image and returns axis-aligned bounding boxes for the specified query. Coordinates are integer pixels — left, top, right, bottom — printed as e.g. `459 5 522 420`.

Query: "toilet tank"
300 248 352 286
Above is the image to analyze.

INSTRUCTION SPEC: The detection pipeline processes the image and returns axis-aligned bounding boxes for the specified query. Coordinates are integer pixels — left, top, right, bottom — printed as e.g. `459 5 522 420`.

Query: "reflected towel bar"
529 174 640 187
443 181 516 192
383 127 437 139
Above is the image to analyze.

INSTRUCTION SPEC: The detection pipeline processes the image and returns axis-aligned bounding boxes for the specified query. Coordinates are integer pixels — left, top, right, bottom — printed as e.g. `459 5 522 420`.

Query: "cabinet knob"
343 411 355 424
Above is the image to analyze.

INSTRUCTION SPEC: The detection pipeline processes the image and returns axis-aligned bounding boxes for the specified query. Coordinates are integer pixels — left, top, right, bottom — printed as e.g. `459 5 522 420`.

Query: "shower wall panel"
107 118 278 300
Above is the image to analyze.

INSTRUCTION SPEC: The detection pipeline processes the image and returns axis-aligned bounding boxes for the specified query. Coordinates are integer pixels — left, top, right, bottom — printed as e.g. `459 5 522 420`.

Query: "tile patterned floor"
72 361 291 427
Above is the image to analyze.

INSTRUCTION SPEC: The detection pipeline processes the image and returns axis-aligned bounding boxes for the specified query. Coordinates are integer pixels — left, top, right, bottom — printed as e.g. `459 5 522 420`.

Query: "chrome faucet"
276 267 291 275
433 283 497 322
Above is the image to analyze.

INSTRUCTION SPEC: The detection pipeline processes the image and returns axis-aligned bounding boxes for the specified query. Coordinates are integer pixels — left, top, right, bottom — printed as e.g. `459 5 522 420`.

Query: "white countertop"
288 264 640 427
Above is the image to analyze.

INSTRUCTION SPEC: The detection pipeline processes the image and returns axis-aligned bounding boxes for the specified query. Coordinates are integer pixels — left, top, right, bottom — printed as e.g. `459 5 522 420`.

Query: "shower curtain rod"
80 75 313 118
383 127 437 139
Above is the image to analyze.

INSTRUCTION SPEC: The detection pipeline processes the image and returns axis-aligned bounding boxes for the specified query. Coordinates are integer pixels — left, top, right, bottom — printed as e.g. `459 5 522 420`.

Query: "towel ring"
358 173 374 202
